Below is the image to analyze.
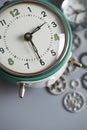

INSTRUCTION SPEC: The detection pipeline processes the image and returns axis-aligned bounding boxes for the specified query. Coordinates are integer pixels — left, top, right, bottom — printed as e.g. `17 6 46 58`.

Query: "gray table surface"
0 0 87 130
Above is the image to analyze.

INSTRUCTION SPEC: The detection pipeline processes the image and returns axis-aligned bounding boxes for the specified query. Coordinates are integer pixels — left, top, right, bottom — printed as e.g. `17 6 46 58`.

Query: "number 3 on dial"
0 48 5 54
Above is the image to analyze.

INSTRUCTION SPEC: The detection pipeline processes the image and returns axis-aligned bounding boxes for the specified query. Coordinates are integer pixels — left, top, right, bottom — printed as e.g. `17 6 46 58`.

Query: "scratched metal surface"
0 0 87 130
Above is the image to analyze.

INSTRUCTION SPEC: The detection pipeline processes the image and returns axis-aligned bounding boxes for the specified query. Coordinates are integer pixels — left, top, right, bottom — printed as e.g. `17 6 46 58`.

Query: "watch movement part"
69 57 82 68
70 79 80 89
72 33 81 52
61 0 87 25
79 53 87 69
63 92 85 113
81 73 87 89
63 63 77 76
47 76 67 95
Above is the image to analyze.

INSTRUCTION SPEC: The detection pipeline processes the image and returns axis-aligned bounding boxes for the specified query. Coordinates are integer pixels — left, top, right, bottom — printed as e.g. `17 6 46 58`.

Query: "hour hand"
31 22 46 34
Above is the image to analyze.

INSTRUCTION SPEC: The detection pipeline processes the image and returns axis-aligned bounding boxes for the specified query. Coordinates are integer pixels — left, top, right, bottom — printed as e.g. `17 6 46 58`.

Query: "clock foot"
19 83 26 98
69 57 82 68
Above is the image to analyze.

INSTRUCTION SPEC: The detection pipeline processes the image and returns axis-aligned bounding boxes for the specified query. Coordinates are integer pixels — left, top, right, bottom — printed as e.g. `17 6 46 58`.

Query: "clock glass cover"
0 0 71 77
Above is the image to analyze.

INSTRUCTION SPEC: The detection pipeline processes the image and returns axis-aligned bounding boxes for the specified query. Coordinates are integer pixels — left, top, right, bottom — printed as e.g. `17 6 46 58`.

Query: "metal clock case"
0 0 79 98
61 0 87 29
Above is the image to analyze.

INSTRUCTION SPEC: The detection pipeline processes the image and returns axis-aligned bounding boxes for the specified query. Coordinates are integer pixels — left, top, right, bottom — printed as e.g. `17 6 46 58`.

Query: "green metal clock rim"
0 0 72 81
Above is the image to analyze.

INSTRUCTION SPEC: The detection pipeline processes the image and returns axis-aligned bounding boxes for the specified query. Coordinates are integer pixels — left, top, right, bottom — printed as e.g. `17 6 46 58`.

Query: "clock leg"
19 83 26 98
69 57 82 68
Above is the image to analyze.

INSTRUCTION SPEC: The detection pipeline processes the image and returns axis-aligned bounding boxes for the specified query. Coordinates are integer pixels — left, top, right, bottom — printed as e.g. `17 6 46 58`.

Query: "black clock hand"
29 39 41 60
29 39 45 65
24 32 45 65
24 32 41 58
24 23 46 40
31 22 46 34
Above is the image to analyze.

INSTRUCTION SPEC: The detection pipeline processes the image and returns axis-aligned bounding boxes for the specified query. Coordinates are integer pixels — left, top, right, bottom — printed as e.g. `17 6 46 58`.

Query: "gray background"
0 0 87 130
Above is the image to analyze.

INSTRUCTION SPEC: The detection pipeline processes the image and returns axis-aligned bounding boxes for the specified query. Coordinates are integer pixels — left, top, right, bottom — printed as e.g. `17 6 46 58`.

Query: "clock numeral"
51 22 57 27
0 19 6 26
10 9 20 17
54 34 60 41
51 50 56 56
24 62 29 69
28 7 32 12
0 48 5 54
41 11 47 17
0 35 1 39
40 59 45 66
8 58 14 65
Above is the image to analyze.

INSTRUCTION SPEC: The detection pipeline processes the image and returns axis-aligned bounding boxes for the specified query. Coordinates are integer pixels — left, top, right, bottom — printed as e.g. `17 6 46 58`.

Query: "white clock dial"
0 1 69 76
62 0 87 24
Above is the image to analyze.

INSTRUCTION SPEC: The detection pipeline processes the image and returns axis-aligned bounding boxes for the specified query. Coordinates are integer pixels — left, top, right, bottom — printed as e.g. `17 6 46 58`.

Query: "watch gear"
47 76 67 95
79 52 87 69
72 33 81 52
70 79 80 89
63 63 77 76
81 73 87 89
63 92 85 113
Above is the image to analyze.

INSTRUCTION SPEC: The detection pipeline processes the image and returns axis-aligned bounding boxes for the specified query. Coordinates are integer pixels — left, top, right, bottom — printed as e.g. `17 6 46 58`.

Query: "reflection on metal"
69 57 82 68
19 83 26 98
63 92 85 113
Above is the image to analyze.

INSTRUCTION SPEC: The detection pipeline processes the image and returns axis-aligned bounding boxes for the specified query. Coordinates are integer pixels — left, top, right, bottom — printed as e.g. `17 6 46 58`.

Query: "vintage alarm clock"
0 0 82 98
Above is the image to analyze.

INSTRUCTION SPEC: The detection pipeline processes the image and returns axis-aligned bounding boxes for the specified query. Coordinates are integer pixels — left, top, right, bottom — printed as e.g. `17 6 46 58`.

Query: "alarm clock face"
0 0 70 77
61 0 87 25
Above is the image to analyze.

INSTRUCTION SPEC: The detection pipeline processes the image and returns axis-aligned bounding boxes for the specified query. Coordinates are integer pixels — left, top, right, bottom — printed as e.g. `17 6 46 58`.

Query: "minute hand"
31 22 46 34
29 39 41 60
